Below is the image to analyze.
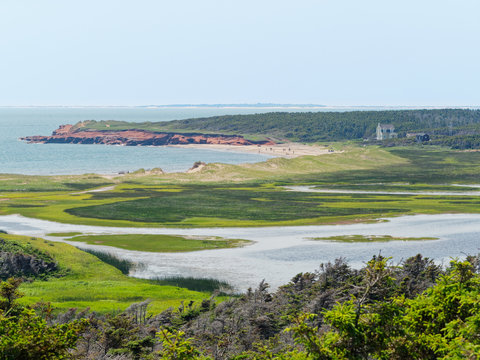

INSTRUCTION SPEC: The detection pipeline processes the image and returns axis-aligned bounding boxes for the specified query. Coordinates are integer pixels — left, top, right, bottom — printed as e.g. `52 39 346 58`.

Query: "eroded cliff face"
0 252 58 280
21 125 275 146
0 239 59 280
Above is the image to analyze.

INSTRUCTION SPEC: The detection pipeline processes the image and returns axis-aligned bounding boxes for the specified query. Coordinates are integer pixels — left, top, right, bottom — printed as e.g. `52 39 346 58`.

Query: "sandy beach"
97 142 337 178
168 142 334 158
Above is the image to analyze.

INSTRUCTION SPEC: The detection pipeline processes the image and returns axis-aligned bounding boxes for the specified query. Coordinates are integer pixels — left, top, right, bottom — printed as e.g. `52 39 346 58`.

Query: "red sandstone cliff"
21 125 275 146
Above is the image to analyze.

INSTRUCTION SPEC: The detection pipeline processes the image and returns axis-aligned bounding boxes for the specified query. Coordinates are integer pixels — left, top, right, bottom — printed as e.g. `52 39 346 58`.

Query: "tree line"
155 109 480 143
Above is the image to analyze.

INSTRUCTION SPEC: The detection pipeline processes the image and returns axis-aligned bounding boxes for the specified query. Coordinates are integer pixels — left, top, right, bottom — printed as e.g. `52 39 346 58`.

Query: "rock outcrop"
0 239 58 280
0 252 58 280
21 125 275 146
187 161 207 173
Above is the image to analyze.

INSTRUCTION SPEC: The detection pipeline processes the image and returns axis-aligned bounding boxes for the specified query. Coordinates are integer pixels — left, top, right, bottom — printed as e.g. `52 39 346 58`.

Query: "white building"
376 123 397 140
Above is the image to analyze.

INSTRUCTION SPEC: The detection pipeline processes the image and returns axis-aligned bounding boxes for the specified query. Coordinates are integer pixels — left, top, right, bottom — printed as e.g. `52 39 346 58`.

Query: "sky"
0 0 479 106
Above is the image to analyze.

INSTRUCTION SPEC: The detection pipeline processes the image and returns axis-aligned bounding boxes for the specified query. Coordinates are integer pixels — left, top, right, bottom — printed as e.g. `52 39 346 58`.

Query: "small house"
406 132 430 142
376 123 397 140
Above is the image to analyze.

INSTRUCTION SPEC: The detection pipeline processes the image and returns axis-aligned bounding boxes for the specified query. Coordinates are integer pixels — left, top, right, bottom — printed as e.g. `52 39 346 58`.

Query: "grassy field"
147 145 408 183
1 234 216 313
67 234 250 252
310 234 439 242
1 146 480 228
301 147 480 185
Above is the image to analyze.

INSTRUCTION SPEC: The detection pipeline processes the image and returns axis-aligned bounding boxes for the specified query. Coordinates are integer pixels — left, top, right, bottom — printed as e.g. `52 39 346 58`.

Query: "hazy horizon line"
1 104 479 109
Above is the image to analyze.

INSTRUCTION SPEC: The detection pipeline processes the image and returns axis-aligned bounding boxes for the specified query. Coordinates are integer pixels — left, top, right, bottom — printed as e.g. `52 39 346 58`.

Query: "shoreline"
100 143 335 178
1 142 335 177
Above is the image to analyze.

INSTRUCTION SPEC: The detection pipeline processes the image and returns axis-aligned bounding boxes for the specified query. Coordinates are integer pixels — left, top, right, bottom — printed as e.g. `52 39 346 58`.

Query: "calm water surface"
0 107 294 174
1 214 479 290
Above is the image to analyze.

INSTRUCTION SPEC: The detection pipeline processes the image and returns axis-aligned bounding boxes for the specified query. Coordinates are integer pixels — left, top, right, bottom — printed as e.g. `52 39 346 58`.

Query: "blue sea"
0 106 316 175
2 106 472 175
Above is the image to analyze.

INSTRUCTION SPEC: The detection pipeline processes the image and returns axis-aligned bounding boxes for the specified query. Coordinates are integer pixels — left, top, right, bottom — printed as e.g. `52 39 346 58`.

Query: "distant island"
139 103 327 108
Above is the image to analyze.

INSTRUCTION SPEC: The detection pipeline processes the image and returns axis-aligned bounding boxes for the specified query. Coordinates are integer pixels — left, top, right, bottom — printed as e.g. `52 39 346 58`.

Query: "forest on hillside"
159 109 480 142
82 109 480 147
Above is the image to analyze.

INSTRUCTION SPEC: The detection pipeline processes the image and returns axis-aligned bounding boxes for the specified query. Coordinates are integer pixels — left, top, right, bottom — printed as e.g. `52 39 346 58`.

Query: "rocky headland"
21 124 275 146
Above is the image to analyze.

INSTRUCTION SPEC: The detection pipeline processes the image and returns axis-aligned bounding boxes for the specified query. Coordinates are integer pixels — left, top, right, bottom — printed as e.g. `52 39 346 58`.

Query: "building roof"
378 123 395 130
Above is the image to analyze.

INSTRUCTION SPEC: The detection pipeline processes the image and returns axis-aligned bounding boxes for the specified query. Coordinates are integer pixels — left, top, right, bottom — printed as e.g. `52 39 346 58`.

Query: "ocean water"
0 107 291 175
2 106 474 175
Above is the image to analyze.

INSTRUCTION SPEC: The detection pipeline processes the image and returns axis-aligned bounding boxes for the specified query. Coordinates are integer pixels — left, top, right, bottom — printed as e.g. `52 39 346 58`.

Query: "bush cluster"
3 253 480 359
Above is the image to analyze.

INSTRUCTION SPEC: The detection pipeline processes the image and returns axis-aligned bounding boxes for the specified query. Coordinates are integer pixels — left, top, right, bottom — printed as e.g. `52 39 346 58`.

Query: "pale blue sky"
0 0 479 106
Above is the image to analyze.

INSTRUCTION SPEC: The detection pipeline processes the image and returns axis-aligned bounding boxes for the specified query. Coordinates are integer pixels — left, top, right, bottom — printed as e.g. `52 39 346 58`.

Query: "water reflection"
0 213 479 290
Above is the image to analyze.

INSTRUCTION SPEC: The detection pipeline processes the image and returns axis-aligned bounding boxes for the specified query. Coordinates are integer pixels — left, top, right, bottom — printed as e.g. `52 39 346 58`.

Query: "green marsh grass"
311 235 439 243
81 248 135 274
1 234 215 313
67 234 251 252
2 147 480 228
0 173 111 192
47 232 82 237
151 276 234 293
62 186 480 227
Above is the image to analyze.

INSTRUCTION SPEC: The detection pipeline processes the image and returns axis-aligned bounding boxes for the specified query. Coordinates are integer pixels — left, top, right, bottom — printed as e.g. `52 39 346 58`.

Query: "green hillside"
77 109 480 145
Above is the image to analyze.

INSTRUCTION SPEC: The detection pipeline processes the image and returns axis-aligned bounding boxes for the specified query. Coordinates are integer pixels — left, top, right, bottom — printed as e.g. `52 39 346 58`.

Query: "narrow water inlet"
1 213 480 290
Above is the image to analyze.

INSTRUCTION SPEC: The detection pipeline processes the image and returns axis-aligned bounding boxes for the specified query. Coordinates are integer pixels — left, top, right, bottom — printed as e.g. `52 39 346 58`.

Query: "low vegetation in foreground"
66 234 251 252
0 237 64 280
2 251 480 359
0 235 216 314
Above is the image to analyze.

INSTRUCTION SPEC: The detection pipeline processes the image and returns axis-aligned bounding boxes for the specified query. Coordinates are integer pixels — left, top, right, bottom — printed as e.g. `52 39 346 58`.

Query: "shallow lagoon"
1 213 479 290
